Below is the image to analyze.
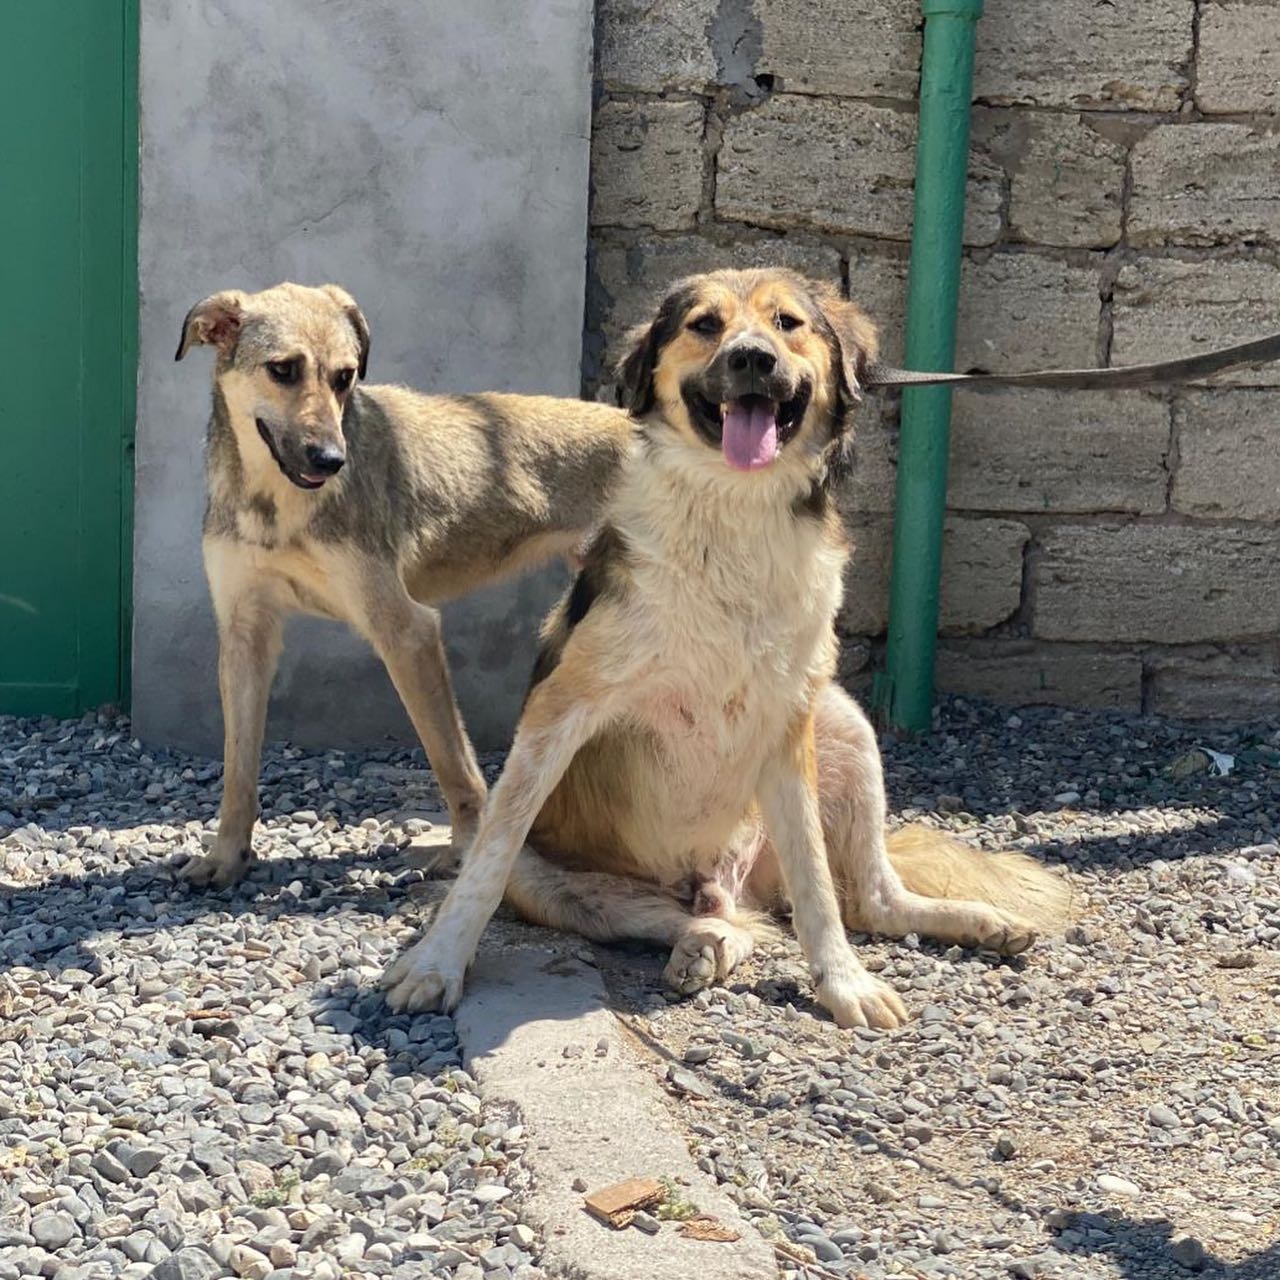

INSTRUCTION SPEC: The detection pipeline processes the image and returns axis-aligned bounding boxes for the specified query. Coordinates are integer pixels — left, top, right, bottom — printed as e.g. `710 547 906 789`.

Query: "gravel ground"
0 715 541 1280
2 697 1278 1280
595 698 1280 1280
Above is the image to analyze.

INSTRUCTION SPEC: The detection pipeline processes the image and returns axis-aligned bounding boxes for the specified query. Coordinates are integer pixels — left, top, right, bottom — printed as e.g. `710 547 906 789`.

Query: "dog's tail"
886 824 1073 934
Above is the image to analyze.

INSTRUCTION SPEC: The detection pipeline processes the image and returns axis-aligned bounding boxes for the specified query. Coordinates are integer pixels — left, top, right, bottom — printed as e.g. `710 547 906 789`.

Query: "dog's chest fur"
577 452 846 872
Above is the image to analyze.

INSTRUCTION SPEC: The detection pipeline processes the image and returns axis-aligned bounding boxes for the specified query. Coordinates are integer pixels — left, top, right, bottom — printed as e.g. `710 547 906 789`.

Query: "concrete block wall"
585 0 1280 719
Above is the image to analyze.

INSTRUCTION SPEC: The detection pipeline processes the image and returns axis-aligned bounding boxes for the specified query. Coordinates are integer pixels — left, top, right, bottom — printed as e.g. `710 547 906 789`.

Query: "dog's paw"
665 944 716 994
402 839 461 879
663 921 754 995
965 906 1038 957
816 964 909 1030
179 846 254 889
381 940 467 1013
983 918 1037 956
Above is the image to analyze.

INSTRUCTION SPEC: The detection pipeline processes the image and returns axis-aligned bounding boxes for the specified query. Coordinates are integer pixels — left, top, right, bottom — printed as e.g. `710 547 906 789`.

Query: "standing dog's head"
617 268 877 476
176 282 370 491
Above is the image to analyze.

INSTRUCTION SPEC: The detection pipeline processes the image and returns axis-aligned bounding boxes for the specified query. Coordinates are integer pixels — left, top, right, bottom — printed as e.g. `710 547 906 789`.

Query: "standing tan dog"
175 282 633 888
383 268 1070 1027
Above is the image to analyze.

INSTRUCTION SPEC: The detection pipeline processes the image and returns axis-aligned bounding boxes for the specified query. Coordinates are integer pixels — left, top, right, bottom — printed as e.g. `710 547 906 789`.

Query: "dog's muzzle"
256 419 339 491
683 344 812 472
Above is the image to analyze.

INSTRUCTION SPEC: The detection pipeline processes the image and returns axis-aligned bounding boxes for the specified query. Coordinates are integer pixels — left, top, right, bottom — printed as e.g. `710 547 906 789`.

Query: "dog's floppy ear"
614 281 697 415
811 282 879 409
175 290 246 361
615 321 660 415
322 284 371 380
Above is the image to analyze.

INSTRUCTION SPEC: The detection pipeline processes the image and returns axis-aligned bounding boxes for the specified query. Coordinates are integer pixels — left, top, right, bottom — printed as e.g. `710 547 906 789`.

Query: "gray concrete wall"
134 0 595 753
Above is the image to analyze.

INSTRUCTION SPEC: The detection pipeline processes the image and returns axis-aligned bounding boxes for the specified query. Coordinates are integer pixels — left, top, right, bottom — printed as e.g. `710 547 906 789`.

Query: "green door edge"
1 4 138 719
85 1 139 713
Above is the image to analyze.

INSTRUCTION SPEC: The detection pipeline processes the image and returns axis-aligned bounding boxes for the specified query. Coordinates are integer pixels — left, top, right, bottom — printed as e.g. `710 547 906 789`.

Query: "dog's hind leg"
361 582 488 846
183 584 283 888
505 850 758 995
814 683 1059 953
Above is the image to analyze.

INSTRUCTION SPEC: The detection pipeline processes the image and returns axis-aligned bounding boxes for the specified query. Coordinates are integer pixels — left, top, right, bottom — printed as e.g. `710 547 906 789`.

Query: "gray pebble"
1169 1234 1206 1270
148 1247 225 1280
667 1065 714 1099
31 1214 79 1251
91 1151 131 1185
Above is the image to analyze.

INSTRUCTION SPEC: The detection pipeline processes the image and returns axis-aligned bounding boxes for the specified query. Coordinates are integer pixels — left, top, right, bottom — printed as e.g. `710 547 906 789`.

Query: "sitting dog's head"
616 268 877 475
176 282 370 491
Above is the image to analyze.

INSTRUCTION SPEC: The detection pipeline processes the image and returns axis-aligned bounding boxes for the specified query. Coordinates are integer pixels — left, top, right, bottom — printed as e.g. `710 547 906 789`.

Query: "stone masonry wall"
584 0 1280 720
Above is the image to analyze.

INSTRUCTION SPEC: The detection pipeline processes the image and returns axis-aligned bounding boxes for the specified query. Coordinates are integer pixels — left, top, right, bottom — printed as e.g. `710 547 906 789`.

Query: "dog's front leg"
758 709 907 1030
365 594 487 846
183 592 283 889
381 664 613 1012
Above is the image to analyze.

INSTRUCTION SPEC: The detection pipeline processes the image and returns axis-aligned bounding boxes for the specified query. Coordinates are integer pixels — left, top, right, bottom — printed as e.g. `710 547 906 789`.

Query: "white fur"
383 431 902 1025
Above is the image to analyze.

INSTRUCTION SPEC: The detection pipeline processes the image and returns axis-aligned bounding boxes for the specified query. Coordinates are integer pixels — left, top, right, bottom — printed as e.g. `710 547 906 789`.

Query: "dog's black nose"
727 344 777 377
305 443 346 475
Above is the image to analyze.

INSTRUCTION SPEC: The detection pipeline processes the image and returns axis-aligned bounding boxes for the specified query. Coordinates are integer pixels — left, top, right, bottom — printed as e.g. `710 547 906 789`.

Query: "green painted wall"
0 3 137 716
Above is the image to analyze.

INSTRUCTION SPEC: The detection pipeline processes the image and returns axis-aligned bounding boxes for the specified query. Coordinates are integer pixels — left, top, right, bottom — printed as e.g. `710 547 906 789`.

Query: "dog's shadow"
1049 1211 1279 1280
0 782 1255 984
0 838 428 979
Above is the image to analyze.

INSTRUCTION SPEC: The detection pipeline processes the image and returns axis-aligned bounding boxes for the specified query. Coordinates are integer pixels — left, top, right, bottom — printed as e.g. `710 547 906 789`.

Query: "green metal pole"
876 0 983 734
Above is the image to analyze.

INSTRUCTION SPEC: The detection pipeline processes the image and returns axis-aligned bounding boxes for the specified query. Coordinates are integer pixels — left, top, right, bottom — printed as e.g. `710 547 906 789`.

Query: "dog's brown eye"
332 369 355 393
776 313 804 332
267 359 300 385
687 313 722 336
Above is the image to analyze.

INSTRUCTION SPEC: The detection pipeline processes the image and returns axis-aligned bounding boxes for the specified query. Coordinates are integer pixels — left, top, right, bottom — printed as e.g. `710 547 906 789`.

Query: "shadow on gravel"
1013 809 1250 871
312 979 470 1081
0 843 429 977
1054 1211 1279 1279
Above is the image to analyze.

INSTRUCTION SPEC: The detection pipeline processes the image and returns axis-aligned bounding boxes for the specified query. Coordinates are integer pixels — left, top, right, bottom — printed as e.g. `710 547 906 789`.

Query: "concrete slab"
454 949 779 1280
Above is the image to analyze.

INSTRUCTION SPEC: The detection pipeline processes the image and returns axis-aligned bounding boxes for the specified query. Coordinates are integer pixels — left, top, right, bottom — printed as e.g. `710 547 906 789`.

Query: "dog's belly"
533 670 790 887
641 683 771 818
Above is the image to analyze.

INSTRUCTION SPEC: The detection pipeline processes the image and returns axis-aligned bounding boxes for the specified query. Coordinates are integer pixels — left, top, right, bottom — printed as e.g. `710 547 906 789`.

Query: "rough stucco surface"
134 0 594 752
586 0 1280 718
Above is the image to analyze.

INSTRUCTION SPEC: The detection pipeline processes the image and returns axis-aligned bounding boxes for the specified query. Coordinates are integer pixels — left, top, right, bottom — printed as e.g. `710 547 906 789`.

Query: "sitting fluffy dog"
383 268 1069 1027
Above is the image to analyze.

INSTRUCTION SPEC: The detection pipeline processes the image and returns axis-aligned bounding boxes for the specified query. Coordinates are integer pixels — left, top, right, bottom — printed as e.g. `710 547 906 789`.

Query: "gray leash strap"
863 330 1280 392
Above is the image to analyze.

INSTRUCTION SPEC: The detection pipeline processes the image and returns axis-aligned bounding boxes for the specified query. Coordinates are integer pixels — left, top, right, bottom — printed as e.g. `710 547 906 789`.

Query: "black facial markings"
680 378 723 448
256 418 287 470
255 417 325 491
618 284 701 415
687 311 723 337
267 357 302 385
679 377 814 453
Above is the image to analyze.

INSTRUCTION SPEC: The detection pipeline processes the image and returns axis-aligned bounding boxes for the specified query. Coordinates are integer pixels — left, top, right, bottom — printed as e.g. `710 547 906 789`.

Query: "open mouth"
256 419 328 490
686 385 811 472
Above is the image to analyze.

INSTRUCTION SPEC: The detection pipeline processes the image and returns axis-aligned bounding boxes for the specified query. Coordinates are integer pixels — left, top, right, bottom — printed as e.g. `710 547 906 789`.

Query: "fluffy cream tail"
886 824 1074 935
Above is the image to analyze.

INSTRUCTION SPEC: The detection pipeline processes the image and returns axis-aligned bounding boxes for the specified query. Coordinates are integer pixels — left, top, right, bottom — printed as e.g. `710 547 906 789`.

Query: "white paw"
978 911 1037 957
954 903 1038 956
815 963 909 1030
381 938 468 1013
663 921 754 995
180 844 254 889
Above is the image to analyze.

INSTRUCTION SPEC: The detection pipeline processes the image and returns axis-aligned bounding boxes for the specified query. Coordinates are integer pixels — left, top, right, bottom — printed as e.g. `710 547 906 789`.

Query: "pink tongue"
721 399 778 471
